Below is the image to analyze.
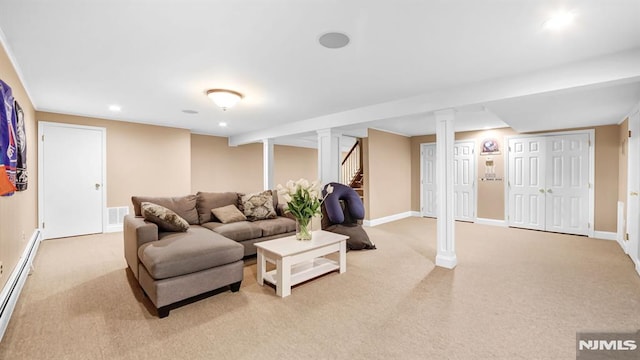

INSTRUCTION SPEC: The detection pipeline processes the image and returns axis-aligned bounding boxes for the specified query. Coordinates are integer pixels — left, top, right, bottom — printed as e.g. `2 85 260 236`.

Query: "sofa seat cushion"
201 221 262 242
138 226 243 280
252 217 296 237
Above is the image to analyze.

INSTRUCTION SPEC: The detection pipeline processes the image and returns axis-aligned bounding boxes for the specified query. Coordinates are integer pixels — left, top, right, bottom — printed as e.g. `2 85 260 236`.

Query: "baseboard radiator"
0 229 41 342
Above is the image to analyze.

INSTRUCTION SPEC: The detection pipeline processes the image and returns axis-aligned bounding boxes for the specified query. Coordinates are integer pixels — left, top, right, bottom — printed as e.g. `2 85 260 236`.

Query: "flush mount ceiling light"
543 9 577 31
319 32 350 49
207 89 243 111
108 104 121 112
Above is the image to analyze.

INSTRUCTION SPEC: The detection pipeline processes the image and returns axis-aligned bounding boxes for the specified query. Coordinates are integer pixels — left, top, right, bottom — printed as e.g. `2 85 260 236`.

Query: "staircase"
341 139 364 200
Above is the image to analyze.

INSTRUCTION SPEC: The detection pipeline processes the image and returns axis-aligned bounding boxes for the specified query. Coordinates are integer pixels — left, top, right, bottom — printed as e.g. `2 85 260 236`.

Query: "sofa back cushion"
132 195 199 225
196 192 240 224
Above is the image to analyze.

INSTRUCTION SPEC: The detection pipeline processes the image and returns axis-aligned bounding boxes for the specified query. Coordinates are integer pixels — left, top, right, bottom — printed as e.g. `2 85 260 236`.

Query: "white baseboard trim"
364 211 414 227
591 231 617 241
1 229 42 342
636 261 640 278
410 211 421 217
474 218 507 227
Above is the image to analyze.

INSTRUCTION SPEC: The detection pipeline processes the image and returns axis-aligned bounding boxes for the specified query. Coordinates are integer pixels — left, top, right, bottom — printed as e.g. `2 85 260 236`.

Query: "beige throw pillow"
240 190 277 221
211 205 247 224
141 202 190 232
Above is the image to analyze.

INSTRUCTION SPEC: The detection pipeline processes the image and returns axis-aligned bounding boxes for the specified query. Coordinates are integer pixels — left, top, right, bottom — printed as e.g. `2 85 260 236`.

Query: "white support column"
317 129 341 185
435 109 457 269
263 138 274 190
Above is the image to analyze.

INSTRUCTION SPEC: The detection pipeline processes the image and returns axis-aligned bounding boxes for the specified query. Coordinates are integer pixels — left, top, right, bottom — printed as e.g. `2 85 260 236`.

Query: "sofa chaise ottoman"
124 190 296 317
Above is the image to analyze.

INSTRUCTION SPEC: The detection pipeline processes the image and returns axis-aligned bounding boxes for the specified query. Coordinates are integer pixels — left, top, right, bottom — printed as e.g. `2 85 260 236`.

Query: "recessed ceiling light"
109 105 121 112
319 32 350 49
219 122 228 127
182 109 198 114
543 10 576 31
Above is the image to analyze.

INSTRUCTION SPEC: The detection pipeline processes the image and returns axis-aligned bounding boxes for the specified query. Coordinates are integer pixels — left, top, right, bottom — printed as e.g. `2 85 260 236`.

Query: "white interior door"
453 141 475 221
627 110 640 264
508 133 590 235
421 143 437 217
39 122 105 239
545 134 590 235
421 141 476 220
508 137 546 230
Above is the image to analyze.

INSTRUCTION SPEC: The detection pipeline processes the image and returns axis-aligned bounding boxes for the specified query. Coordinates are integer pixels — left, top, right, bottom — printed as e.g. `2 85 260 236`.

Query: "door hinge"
588 140 591 146
41 134 44 141
588 222 591 229
629 130 632 138
625 233 630 241
42 222 45 229
588 183 591 189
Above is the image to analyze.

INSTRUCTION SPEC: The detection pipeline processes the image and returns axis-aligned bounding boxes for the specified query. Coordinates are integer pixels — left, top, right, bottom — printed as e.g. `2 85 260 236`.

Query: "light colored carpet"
1 218 639 359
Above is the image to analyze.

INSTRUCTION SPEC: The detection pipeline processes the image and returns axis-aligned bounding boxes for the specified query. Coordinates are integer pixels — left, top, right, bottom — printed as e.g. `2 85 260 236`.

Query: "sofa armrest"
124 214 158 279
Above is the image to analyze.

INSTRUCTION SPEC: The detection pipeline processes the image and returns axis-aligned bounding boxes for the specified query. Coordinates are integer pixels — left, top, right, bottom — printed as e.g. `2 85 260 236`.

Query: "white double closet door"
421 141 476 222
508 133 590 235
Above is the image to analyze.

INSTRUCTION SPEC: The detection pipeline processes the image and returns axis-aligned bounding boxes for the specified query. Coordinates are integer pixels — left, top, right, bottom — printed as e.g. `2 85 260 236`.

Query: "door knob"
539 189 545 193
95 183 101 190
547 189 553 193
631 191 639 196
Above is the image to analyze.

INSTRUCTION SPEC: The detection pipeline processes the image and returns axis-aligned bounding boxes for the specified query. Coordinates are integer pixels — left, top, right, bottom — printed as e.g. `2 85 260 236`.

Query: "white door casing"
38 122 106 239
627 110 640 266
420 141 476 221
507 132 591 236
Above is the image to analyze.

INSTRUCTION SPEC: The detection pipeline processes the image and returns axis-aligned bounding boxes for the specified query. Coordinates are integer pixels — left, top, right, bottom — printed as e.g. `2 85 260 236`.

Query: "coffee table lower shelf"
255 230 348 297
262 258 339 288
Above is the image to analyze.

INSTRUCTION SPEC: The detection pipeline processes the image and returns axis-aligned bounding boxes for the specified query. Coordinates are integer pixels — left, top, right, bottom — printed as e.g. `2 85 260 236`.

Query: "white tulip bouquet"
276 179 334 240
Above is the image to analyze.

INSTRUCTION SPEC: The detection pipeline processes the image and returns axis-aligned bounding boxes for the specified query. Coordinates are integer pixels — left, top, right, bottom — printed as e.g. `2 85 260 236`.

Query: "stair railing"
341 140 361 187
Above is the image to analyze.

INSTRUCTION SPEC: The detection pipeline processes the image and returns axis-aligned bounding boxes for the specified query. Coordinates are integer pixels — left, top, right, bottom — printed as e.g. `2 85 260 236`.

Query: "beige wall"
366 129 412 219
408 126 620 231
362 137 370 218
37 112 192 210
594 125 620 232
274 145 317 188
0 43 38 290
191 135 318 194
190 134 262 194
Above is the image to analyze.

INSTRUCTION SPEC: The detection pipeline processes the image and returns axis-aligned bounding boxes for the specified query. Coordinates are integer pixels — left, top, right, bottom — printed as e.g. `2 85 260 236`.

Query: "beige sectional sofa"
124 190 295 317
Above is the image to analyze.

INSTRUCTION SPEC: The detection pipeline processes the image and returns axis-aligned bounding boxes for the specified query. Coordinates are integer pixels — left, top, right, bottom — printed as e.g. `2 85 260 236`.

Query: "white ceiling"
1 0 639 146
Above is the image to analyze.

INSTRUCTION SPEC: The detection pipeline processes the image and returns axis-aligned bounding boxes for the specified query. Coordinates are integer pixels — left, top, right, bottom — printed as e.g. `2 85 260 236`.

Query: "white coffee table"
255 230 348 297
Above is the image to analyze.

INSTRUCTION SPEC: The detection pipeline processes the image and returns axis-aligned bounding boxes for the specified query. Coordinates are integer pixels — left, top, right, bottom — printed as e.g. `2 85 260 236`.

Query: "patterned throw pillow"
211 204 247 224
141 202 190 232
240 190 277 221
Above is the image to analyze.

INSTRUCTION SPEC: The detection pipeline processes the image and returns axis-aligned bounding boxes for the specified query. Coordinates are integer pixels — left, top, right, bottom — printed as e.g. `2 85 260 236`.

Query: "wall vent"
106 207 129 232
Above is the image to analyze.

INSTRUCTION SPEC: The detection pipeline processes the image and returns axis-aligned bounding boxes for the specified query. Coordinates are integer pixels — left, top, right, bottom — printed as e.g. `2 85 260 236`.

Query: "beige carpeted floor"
1 218 639 359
